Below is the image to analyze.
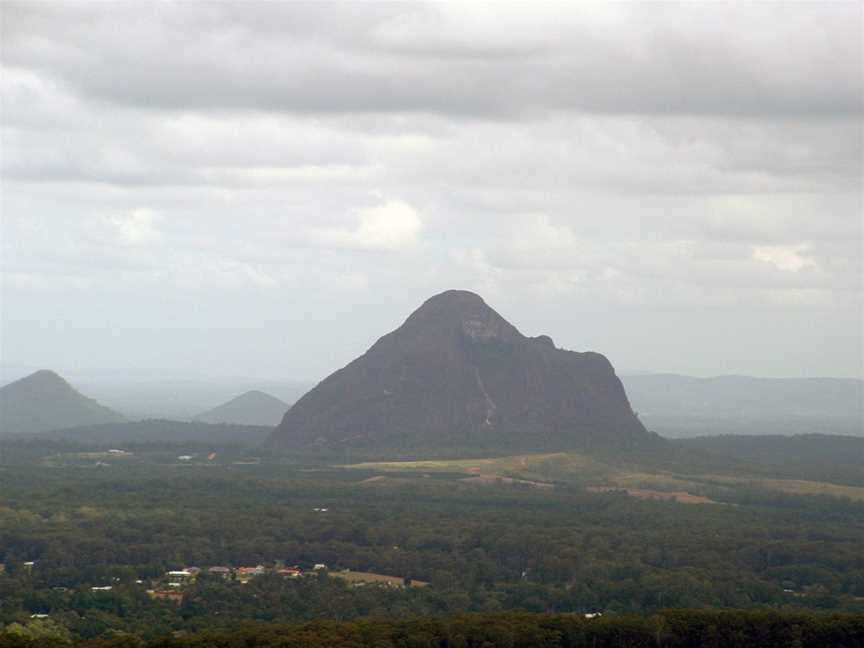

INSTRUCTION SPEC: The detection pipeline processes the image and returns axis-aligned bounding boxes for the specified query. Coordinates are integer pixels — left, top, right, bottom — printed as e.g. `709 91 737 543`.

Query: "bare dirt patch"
330 570 428 588
359 475 389 484
461 475 554 490
587 486 715 504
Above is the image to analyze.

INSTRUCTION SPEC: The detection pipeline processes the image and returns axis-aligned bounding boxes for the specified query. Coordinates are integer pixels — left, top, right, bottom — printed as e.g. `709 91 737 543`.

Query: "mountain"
0 370 125 436
194 390 288 426
621 374 863 438
269 290 656 454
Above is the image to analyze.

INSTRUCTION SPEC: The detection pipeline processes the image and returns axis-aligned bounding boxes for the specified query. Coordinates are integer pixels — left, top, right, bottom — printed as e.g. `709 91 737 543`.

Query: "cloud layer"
1 2 861 379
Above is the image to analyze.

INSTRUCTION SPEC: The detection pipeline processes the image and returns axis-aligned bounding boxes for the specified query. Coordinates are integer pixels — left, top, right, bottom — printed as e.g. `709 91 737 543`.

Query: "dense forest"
2 610 863 647
676 434 864 468
1 440 864 644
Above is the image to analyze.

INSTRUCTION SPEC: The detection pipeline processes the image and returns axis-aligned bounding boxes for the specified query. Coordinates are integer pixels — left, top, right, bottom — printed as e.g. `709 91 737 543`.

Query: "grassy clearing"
346 452 607 481
706 476 864 502
604 471 705 492
347 455 710 494
329 570 428 588
346 453 864 503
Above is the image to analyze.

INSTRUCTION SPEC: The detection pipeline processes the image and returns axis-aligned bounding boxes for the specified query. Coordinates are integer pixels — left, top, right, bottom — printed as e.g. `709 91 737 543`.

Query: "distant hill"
0 370 125 436
269 290 658 455
194 390 288 426
74 377 310 420
621 374 863 438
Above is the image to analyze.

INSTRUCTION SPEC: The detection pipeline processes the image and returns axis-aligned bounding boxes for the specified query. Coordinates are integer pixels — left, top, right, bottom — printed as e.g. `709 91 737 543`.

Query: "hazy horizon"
4 353 864 387
2 3 862 380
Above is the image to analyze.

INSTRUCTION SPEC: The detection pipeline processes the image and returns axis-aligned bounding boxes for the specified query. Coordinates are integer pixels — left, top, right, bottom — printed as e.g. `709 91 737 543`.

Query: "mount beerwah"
269 290 659 454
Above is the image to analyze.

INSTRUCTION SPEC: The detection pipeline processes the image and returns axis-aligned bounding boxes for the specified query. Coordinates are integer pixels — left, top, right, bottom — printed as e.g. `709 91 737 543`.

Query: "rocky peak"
269 290 656 454
404 290 519 344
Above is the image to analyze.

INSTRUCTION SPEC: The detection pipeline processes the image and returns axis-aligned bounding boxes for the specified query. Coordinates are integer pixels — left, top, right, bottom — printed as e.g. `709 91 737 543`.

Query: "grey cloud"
0 2 861 379
2 2 861 118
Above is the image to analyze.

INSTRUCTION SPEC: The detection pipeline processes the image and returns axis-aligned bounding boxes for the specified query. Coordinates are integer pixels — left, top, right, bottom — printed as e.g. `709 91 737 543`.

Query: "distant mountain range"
0 365 309 420
0 370 125 436
194 390 288 426
3 340 860 446
621 374 863 437
269 290 657 454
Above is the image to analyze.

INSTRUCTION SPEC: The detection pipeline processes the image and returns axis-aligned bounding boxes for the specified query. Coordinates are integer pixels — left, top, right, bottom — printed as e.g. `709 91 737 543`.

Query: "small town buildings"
236 565 266 583
147 590 183 604
166 570 194 580
208 566 232 579
237 565 266 576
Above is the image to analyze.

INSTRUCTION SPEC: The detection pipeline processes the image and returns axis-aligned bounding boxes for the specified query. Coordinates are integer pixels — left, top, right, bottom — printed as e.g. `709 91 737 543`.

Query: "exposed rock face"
0 370 125 436
269 290 655 453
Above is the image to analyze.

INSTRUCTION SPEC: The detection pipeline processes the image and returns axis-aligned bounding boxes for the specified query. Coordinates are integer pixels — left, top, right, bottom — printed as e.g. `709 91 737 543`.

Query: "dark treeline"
674 435 864 487
1 610 863 648
1 420 271 449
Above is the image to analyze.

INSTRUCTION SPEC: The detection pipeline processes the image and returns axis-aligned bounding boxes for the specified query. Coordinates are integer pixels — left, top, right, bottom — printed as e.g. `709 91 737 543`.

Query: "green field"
348 451 864 503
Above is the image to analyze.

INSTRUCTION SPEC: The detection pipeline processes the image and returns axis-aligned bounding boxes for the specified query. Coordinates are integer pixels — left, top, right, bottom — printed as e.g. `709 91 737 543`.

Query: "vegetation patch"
586 486 716 504
707 476 864 502
329 569 428 588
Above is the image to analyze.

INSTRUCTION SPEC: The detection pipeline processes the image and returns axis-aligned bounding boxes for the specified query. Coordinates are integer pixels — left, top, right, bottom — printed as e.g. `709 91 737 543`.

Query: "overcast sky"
1 2 862 382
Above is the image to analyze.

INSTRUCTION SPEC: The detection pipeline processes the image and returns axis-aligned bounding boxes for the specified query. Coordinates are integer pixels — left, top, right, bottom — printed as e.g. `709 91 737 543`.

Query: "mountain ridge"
621 373 863 438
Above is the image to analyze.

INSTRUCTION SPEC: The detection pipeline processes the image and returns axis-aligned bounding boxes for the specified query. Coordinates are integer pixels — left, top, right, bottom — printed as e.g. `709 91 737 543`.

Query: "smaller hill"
194 390 288 426
0 370 125 436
